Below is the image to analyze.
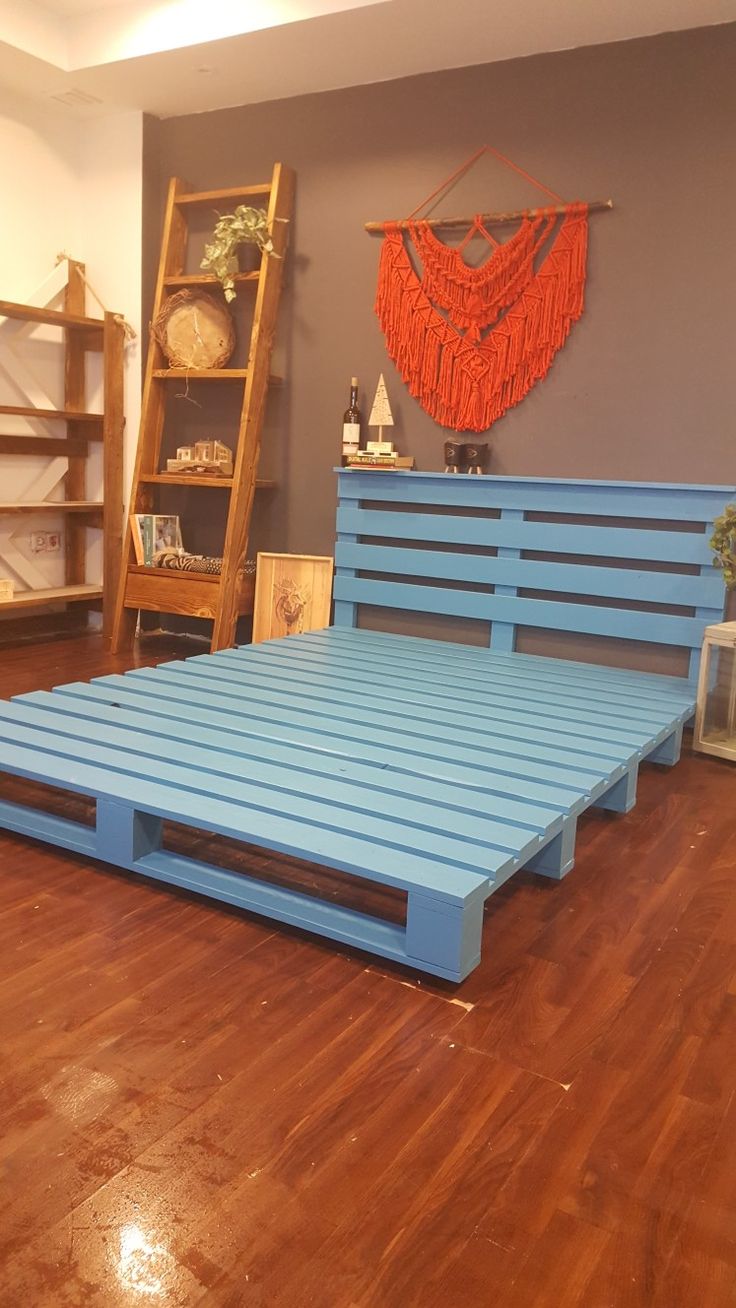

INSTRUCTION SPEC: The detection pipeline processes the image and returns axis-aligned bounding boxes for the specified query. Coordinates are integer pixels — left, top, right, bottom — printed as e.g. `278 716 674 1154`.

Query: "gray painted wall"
143 23 736 661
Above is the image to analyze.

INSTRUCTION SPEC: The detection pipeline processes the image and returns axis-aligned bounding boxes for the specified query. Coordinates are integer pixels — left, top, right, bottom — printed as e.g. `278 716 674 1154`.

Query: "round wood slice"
152 289 235 369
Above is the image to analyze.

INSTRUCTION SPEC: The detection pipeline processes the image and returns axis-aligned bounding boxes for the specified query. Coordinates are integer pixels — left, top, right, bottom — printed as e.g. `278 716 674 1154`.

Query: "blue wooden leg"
595 765 639 813
96 799 162 865
405 887 485 981
646 725 683 767
524 820 577 880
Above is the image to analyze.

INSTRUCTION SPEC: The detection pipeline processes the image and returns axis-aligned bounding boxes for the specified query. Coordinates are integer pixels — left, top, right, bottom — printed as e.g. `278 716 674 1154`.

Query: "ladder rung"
152 369 284 385
138 475 277 490
175 185 271 207
163 273 259 288
153 369 248 380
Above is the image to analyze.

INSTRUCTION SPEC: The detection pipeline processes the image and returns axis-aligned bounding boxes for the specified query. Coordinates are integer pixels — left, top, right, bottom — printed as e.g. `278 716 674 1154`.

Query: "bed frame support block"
405 889 485 981
524 820 577 880
646 724 683 767
96 799 162 864
595 765 639 814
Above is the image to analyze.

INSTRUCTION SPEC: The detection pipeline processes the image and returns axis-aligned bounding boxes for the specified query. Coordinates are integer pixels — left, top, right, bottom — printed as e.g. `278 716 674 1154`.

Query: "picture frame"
252 552 333 644
130 514 184 566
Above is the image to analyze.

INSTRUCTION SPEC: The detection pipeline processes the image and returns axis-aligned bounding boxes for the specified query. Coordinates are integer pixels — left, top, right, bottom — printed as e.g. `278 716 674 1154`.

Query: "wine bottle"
342 377 361 460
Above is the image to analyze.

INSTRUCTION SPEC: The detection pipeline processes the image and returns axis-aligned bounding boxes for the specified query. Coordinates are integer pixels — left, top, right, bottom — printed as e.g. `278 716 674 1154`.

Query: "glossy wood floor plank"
0 633 734 1307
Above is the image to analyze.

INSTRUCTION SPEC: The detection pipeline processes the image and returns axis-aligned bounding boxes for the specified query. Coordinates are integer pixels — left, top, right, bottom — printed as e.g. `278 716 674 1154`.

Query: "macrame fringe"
375 204 588 433
410 213 555 339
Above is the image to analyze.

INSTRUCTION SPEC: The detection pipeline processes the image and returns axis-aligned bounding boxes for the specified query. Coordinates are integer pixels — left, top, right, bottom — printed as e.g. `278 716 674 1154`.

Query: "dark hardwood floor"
0 633 734 1307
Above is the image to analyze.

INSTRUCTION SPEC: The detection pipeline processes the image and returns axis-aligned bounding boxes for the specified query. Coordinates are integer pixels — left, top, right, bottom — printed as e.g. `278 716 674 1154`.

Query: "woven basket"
152 289 235 369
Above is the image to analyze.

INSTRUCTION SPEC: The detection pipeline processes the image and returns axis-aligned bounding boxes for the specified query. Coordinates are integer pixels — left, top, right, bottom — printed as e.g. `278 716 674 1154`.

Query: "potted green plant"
711 504 736 589
201 206 286 302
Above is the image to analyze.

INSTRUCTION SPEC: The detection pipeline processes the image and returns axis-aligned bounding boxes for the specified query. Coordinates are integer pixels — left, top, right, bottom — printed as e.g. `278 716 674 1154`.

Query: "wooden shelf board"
163 272 259 287
0 584 102 610
138 474 276 489
0 300 104 332
152 369 283 384
128 565 219 584
153 368 248 380
0 500 103 514
124 566 255 620
175 185 271 206
0 404 103 425
0 436 88 456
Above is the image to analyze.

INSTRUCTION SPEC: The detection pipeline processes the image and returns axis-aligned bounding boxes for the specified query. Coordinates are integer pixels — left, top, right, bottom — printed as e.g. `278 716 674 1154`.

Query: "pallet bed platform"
0 471 733 982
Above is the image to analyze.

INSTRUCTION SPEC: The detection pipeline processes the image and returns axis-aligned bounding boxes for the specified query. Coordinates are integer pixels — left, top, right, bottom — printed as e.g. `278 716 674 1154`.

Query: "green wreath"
711 503 736 589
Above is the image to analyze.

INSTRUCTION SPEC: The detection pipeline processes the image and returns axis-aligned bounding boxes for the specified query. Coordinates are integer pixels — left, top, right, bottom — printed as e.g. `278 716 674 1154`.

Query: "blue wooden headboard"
333 470 736 680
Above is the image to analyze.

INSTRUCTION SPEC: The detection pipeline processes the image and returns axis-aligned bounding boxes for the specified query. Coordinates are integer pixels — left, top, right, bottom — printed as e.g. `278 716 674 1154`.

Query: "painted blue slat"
170 654 656 755
62 672 611 796
0 798 96 858
137 848 414 968
220 642 687 731
336 507 715 566
0 700 548 860
0 714 519 878
0 736 493 902
337 470 736 521
119 665 631 776
298 629 696 712
309 627 698 700
43 680 588 812
333 541 725 608
16 688 562 834
332 575 711 648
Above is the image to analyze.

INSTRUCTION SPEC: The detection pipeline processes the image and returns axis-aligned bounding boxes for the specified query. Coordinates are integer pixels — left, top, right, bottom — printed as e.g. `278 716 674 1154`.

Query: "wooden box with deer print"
251 553 334 644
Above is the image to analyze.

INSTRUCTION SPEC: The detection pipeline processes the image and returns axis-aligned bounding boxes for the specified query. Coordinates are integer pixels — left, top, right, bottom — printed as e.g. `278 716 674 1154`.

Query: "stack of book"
345 452 415 470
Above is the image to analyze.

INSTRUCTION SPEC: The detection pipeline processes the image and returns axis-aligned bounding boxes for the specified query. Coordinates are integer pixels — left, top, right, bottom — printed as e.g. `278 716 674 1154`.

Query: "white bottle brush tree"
368 373 394 448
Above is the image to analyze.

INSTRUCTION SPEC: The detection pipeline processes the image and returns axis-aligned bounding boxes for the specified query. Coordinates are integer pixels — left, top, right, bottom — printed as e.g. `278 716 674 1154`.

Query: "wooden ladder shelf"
111 163 294 654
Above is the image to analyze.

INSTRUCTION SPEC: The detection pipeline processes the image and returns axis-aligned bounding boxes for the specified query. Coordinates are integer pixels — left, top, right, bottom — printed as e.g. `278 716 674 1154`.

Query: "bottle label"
342 422 360 454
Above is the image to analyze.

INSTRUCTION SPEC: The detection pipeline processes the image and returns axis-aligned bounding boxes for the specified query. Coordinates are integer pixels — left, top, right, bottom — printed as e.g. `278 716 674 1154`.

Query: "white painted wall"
76 110 144 501
0 89 142 600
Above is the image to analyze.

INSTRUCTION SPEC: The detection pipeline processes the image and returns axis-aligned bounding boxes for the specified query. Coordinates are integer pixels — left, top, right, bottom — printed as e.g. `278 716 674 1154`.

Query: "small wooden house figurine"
194 440 231 465
693 620 736 761
168 440 233 477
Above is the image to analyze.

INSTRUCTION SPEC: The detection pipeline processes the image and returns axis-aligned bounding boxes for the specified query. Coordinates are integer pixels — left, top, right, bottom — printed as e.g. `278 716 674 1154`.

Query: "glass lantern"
694 621 736 761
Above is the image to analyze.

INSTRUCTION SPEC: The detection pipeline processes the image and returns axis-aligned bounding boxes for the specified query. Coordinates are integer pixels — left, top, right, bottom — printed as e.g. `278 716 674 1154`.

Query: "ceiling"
1 0 734 119
39 0 125 13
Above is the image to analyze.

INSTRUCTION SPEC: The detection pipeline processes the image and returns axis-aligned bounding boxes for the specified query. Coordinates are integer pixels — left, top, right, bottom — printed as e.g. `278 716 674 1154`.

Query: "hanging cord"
404 143 564 223
55 252 137 342
406 146 488 220
459 214 500 252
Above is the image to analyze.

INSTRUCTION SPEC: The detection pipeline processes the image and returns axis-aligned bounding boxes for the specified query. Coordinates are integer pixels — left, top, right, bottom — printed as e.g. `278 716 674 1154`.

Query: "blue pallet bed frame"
0 471 733 983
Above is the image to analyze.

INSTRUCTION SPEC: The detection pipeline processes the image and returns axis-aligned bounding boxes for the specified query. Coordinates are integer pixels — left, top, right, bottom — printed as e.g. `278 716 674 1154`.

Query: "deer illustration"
274 577 311 635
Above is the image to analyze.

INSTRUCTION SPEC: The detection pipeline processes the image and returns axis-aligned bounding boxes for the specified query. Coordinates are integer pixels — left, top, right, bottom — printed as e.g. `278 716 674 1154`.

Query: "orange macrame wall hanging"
370 145 609 434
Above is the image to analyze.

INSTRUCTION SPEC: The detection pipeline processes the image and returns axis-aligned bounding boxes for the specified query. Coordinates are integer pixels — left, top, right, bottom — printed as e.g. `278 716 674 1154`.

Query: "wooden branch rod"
364 199 613 232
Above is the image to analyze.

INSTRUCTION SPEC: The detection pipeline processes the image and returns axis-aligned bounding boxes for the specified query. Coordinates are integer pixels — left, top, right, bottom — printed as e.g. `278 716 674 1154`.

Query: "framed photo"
130 514 183 565
252 553 333 644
